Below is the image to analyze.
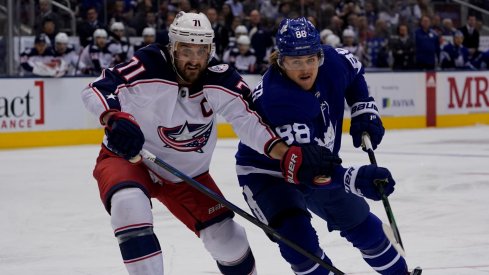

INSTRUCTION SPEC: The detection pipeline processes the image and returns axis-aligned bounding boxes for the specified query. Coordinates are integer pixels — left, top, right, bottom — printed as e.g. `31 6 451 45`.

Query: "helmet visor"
279 54 321 71
174 43 211 62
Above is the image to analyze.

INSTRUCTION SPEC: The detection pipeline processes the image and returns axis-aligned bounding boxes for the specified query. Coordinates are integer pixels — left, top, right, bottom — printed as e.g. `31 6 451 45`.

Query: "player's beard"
176 60 206 84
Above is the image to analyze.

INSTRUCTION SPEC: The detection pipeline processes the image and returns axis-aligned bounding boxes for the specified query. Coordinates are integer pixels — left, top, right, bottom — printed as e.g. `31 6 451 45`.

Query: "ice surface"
1 126 489 274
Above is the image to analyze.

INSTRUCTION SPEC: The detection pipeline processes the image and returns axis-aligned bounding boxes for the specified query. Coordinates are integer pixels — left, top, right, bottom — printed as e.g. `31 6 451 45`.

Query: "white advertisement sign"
364 72 425 116
0 77 99 132
437 71 489 114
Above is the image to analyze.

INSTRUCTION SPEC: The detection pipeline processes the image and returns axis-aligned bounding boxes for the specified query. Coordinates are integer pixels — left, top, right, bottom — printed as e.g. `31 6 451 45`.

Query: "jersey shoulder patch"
208 64 229 73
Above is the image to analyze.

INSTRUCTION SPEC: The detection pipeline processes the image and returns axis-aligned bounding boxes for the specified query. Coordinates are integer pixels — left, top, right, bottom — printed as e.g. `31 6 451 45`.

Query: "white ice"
1 126 489 275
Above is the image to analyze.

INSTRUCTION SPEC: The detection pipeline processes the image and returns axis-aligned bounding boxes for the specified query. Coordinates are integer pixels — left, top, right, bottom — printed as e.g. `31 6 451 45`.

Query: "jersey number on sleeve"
335 48 362 73
116 57 146 81
276 123 310 145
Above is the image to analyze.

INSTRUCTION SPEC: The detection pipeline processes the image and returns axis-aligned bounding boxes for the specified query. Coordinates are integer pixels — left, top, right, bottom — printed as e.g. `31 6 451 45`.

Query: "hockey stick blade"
139 149 346 275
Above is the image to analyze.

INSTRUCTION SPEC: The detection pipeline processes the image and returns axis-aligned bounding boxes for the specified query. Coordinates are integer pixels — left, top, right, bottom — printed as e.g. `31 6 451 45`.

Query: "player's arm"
81 55 147 159
336 48 385 150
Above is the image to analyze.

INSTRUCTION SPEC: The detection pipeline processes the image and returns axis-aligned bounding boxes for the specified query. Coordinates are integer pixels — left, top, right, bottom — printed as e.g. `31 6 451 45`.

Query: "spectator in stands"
78 29 113 76
320 29 333 45
34 0 61 35
225 0 244 19
459 14 480 59
40 18 58 46
440 31 473 70
227 35 257 74
441 18 457 36
259 0 280 24
223 25 248 63
52 32 78 76
389 24 415 70
78 7 106 47
471 49 489 69
342 29 367 66
220 3 235 27
248 10 274 72
134 27 156 52
108 0 136 36
366 19 390 68
20 34 57 76
415 15 440 70
206 7 229 61
107 22 134 65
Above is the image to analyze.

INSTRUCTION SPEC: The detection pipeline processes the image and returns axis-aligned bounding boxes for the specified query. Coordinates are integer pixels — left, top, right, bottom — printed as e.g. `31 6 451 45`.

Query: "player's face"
55 42 67 53
174 42 210 84
281 54 320 90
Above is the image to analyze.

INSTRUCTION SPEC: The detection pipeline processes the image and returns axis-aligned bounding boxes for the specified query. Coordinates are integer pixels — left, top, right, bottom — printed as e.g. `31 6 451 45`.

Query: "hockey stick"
136 149 345 275
361 134 406 256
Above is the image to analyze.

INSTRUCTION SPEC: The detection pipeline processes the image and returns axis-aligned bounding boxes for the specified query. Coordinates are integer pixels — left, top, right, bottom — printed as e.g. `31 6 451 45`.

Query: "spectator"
248 10 274 71
224 0 244 19
34 0 61 35
342 29 368 66
471 49 489 69
440 31 472 70
390 24 415 70
78 29 113 75
52 32 79 76
19 34 57 76
227 35 257 74
108 0 136 35
459 14 479 58
134 27 156 52
259 0 280 24
365 19 390 68
77 7 106 47
107 22 134 65
320 28 333 45
40 18 58 46
223 25 248 63
441 18 457 36
415 15 440 70
220 3 235 28
206 7 229 61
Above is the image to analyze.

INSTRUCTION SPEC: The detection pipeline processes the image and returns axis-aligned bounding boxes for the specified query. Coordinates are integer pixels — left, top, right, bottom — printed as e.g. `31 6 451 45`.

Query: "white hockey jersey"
82 44 279 182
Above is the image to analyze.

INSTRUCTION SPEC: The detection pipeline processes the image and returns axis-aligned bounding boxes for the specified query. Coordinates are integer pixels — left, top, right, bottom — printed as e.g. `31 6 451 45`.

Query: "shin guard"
341 213 407 274
111 188 163 275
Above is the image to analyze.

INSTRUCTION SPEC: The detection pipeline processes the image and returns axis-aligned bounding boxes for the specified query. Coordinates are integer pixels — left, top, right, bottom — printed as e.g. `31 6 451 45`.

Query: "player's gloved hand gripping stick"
362 133 406 257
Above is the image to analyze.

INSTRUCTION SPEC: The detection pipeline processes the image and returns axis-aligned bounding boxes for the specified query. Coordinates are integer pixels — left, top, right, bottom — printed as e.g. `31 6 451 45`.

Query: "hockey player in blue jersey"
236 17 412 274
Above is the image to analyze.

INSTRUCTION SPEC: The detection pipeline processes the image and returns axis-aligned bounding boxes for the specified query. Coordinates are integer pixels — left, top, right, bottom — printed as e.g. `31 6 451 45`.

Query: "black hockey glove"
105 111 145 160
344 164 395 201
281 144 342 186
350 98 385 150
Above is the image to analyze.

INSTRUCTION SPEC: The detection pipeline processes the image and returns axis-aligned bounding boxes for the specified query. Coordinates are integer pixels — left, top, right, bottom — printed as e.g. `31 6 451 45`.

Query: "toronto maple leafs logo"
158 121 213 152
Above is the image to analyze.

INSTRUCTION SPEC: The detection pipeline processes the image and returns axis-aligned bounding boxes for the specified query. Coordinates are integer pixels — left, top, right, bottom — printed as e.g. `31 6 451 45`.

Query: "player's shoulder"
321 45 363 75
205 61 246 91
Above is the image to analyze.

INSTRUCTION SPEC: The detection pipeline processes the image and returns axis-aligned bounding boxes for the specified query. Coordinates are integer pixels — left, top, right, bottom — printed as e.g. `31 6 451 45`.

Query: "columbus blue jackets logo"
158 121 213 152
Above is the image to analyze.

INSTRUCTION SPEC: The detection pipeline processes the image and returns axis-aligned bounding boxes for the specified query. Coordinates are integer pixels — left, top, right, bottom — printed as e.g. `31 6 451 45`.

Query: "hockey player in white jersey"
81 11 332 275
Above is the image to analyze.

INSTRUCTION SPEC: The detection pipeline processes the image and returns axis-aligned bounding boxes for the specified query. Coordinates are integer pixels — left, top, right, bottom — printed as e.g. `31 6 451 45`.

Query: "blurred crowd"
17 0 489 77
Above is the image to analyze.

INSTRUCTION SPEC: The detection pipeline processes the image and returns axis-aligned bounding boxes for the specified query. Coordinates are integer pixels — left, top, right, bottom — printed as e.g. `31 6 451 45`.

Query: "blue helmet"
276 17 322 57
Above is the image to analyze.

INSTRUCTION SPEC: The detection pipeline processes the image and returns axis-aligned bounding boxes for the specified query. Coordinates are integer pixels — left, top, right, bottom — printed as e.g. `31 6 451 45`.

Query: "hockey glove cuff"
281 144 342 186
350 98 385 150
344 164 395 201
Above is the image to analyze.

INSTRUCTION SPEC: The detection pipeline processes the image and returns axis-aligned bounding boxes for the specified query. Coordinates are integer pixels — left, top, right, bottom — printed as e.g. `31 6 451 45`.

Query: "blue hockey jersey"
236 45 370 186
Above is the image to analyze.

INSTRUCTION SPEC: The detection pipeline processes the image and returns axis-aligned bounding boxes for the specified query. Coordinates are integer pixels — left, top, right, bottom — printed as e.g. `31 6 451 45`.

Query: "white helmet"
342 29 355 38
110 22 125 32
93 28 108 39
237 35 250 45
55 32 69 44
142 27 156 36
168 11 214 45
325 34 341 47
